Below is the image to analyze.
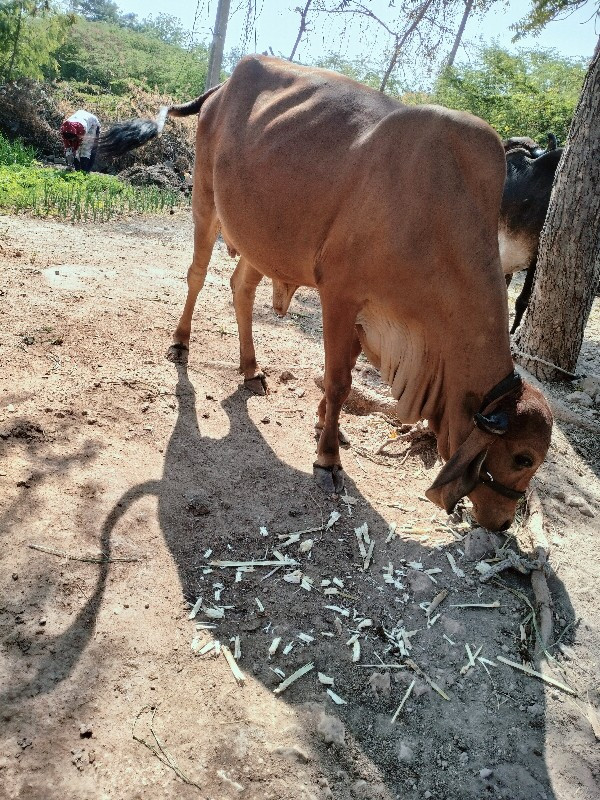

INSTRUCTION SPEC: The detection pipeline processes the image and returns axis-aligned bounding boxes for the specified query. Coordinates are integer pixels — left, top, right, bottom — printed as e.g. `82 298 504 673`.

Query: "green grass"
0 163 189 222
0 132 37 167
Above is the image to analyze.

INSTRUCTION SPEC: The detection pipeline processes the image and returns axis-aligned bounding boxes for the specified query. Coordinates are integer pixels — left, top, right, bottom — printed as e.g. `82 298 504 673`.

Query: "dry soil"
1 211 599 800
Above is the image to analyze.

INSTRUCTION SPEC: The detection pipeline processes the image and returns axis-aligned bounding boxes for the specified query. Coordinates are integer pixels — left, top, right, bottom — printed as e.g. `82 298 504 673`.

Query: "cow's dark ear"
425 427 494 513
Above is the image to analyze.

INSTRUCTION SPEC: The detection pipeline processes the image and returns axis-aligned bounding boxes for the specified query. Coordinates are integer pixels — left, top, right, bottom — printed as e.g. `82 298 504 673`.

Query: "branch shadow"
0 428 105 707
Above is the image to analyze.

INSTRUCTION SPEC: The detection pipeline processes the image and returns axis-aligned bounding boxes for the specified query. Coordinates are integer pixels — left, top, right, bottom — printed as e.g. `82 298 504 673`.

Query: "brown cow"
101 56 553 531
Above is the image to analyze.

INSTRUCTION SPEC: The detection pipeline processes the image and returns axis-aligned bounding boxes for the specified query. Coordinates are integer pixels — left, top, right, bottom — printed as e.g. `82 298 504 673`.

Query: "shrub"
0 132 37 166
54 17 209 100
433 46 586 144
0 164 189 221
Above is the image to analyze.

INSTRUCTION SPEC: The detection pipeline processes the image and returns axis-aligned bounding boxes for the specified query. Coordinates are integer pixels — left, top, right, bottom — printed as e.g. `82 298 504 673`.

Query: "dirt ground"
1 211 599 800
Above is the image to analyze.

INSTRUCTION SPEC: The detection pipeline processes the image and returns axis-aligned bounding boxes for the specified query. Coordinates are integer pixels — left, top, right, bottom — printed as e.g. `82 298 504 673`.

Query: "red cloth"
60 120 85 148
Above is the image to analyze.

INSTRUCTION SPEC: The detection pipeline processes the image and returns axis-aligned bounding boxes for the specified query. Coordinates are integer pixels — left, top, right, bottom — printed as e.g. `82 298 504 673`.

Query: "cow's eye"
514 453 533 469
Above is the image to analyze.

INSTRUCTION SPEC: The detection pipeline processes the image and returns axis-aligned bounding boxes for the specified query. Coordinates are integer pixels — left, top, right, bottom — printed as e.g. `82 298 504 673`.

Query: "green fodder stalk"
1 164 185 223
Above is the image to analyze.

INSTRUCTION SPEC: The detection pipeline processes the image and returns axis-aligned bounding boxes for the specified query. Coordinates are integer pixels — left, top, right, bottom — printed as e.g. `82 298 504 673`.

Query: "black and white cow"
499 135 562 332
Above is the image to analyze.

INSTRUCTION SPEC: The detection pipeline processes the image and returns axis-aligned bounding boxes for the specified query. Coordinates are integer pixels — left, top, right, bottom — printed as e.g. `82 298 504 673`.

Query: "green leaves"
0 132 36 166
54 17 209 99
511 0 597 40
432 45 586 143
0 158 189 221
0 1 74 81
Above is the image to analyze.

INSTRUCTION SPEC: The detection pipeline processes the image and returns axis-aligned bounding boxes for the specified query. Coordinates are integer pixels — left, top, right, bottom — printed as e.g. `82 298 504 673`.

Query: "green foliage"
0 1 74 81
69 0 120 23
512 0 599 39
135 14 189 47
0 131 36 166
55 17 209 98
69 0 188 46
53 79 140 119
0 163 189 221
432 46 586 142
315 52 406 95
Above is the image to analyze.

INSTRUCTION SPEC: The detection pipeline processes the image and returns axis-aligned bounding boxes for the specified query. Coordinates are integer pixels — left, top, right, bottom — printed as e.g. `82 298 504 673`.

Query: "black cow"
499 135 562 332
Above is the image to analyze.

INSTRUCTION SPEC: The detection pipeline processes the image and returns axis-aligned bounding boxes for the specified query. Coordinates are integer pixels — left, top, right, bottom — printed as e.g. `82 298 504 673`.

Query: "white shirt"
65 110 100 157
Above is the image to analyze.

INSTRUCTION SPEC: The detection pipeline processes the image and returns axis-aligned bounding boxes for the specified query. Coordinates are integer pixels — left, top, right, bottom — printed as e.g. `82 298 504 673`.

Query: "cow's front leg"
230 258 267 395
315 327 361 448
313 297 361 493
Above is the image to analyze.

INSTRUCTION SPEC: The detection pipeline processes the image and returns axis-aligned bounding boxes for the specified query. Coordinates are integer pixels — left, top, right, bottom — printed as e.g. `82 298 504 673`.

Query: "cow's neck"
427 344 515 462
356 305 514 460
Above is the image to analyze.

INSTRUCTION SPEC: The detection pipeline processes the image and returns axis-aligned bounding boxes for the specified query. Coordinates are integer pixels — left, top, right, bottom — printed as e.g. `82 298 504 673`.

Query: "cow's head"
502 136 544 158
426 375 552 531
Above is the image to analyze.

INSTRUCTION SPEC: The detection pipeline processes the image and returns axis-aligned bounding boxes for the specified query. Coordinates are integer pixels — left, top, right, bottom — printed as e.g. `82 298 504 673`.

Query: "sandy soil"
1 211 599 800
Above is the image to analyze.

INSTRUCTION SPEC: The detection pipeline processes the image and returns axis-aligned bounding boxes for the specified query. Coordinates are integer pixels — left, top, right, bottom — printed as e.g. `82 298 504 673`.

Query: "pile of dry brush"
0 80 195 190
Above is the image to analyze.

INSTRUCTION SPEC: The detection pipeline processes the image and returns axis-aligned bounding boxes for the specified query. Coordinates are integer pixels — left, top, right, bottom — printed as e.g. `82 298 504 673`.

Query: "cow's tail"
99 82 224 159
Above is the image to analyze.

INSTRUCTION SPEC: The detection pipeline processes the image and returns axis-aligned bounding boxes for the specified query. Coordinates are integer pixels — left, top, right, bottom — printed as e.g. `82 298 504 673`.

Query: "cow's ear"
425 427 494 513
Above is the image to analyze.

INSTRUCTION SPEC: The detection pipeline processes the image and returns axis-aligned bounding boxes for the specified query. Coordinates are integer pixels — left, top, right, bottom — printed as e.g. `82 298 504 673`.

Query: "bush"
0 2 74 82
0 164 189 221
0 81 64 157
54 17 209 99
432 46 586 144
0 133 36 166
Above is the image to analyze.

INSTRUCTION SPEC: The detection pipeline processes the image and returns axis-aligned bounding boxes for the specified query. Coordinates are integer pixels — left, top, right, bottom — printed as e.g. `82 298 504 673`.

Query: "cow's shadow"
121 363 574 797
2 361 574 799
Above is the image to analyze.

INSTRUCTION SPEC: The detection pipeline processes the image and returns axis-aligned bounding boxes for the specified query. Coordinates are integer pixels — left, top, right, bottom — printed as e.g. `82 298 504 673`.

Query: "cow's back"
197 56 506 310
199 56 398 284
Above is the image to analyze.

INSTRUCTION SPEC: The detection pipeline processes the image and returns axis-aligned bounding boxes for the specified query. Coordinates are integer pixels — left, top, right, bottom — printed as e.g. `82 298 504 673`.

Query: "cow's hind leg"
169 200 219 362
313 294 361 494
230 258 267 395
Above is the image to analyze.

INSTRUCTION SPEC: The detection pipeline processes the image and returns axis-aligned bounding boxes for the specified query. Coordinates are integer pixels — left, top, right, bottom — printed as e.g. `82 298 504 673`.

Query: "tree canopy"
512 0 600 39
0 1 73 81
432 45 586 143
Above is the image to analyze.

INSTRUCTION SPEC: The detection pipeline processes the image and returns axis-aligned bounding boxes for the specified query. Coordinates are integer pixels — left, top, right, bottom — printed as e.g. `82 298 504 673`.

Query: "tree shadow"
0 427 103 707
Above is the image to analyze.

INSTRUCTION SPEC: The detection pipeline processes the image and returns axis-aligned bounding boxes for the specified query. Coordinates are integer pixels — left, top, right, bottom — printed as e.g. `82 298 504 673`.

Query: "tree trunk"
513 39 600 381
205 0 231 89
446 0 473 67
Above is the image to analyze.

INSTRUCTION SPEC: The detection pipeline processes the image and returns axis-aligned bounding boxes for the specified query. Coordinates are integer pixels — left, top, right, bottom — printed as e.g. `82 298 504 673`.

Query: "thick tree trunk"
205 0 231 90
513 39 600 381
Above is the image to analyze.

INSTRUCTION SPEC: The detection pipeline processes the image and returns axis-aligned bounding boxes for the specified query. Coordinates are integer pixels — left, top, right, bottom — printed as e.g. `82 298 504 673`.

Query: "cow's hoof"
167 342 189 364
313 463 345 494
244 374 268 395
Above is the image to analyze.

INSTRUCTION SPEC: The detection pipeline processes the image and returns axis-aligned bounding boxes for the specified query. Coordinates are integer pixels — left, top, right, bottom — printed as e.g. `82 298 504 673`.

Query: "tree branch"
446 0 474 67
289 0 313 62
379 0 435 92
